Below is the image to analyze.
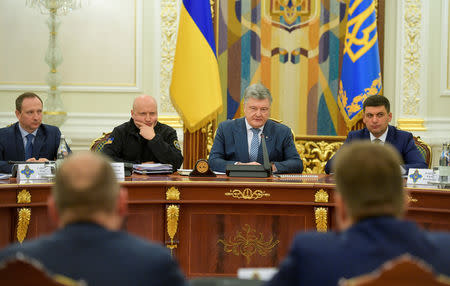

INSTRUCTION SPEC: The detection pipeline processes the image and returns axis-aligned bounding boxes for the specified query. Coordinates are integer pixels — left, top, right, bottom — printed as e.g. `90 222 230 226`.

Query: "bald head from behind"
49 152 127 229
333 142 406 229
131 95 158 128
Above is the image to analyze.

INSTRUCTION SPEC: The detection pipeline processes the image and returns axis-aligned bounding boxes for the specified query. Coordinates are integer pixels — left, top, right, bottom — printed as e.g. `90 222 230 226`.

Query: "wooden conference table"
0 174 449 278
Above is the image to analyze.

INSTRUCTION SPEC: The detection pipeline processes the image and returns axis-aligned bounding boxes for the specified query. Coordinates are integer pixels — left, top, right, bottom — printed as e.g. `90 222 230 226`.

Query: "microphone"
260 133 272 175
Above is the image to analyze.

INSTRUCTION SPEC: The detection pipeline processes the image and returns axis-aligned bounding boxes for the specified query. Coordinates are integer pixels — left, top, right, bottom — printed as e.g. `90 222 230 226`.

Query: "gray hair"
243 83 273 105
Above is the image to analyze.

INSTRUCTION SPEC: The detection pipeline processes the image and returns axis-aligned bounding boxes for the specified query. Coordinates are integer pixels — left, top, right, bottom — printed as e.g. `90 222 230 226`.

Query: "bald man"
0 152 186 286
102 95 183 170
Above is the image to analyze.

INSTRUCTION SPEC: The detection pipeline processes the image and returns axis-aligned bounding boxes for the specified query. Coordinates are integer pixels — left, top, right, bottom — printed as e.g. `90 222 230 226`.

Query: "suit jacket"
324 125 427 174
266 217 450 286
0 122 63 173
208 118 303 173
0 223 186 286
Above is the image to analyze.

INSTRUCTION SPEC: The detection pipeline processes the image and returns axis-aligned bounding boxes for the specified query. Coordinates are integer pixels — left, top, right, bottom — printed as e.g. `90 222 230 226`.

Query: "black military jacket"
102 119 183 170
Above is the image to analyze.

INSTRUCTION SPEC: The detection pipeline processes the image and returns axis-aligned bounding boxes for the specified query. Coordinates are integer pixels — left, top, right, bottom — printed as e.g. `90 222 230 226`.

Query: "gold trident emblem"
343 0 378 62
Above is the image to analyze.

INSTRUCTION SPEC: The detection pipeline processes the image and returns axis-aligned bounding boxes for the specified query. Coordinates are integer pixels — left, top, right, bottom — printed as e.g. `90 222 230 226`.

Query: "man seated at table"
209 83 303 174
324 95 426 174
0 152 186 286
266 142 450 286
0 92 67 174
102 95 183 170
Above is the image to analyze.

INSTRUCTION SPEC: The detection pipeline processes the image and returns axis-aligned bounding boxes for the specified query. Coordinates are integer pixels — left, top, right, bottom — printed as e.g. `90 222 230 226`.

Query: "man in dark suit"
0 152 186 286
209 83 302 173
266 142 450 286
325 95 426 174
0 92 65 173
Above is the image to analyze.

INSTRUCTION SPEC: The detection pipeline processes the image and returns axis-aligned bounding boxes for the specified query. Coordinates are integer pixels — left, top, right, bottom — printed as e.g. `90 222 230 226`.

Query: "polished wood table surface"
1 174 449 278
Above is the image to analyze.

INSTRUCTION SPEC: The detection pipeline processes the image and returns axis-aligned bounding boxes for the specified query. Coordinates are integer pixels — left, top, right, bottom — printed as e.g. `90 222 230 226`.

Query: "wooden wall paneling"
0 208 13 248
126 204 165 243
176 204 314 277
406 210 450 231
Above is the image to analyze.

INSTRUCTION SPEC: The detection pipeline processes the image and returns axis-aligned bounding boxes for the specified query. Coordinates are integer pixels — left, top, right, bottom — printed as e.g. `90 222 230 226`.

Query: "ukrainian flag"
170 0 223 132
338 0 382 128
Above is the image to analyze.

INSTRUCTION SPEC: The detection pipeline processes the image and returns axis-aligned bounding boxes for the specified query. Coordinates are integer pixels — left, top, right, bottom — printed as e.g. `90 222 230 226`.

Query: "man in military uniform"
102 95 183 170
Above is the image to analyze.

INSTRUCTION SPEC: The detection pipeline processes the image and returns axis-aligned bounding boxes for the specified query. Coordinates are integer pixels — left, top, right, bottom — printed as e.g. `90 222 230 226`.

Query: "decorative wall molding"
0 0 143 93
441 0 450 96
159 0 178 113
398 0 428 117
395 0 429 132
0 112 183 152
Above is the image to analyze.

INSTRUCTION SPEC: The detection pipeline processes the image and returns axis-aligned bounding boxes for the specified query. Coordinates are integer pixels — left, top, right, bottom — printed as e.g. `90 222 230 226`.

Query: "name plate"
111 162 125 180
407 168 438 185
17 163 54 181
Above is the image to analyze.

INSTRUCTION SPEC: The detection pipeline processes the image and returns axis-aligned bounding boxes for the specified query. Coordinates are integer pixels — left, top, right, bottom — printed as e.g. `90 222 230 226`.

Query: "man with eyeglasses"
209 83 303 174
325 95 427 174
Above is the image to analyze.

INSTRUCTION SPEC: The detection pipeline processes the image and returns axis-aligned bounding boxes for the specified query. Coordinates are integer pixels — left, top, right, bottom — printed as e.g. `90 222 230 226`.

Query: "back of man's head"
53 152 119 222
363 95 390 113
333 142 405 221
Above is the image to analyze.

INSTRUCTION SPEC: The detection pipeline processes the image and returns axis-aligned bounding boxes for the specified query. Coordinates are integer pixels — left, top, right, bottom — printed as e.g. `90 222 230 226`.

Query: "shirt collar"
244 118 265 133
18 123 38 139
369 127 388 143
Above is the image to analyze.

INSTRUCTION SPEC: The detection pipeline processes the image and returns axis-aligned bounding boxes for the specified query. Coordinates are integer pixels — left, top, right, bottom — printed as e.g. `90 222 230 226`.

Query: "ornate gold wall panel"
401 0 422 116
160 0 178 113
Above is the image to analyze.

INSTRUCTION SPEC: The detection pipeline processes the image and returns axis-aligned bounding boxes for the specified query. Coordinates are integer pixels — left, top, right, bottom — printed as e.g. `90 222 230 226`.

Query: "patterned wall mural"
216 0 349 135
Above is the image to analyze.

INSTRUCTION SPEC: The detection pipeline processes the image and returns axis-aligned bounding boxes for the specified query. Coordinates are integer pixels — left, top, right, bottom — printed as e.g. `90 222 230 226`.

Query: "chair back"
295 135 346 173
413 136 432 168
339 254 450 286
189 277 263 286
90 132 113 152
0 254 86 286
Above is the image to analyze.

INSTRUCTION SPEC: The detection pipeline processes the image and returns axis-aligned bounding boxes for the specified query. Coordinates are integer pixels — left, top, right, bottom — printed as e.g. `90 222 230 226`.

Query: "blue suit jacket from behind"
0 122 64 173
324 125 427 174
0 223 186 286
266 217 450 286
208 118 303 173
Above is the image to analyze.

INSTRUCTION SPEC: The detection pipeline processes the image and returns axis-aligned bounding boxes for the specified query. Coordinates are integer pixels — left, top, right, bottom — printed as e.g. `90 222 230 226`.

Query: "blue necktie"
249 128 260 162
25 133 34 160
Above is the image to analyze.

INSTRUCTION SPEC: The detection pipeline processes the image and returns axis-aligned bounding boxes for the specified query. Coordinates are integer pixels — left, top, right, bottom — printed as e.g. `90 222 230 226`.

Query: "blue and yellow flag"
338 0 382 128
170 0 223 132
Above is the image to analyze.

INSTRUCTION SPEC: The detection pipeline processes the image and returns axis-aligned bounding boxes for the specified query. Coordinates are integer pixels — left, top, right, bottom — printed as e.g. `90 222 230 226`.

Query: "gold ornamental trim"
166 205 179 255
158 115 183 129
17 208 31 243
397 118 426 131
314 189 329 203
315 207 328 232
407 195 418 203
217 224 279 264
43 111 67 115
166 186 180 200
17 189 31 204
225 188 270 200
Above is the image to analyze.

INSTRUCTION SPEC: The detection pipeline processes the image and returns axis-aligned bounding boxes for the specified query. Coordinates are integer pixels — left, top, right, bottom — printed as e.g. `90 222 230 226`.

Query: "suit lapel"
14 124 25 160
362 128 371 139
233 118 250 162
385 125 395 144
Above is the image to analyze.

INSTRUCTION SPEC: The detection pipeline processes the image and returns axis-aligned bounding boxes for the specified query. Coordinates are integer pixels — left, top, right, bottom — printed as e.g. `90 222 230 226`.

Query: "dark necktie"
25 133 34 160
249 128 260 162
